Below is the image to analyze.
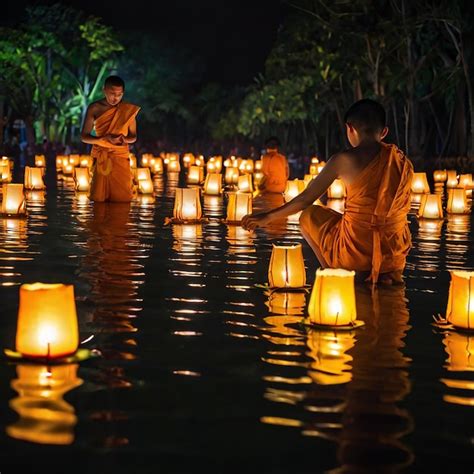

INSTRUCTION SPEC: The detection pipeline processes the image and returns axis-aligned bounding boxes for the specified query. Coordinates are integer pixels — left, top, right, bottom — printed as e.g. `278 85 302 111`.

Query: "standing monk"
242 99 414 286
259 136 289 194
81 75 140 202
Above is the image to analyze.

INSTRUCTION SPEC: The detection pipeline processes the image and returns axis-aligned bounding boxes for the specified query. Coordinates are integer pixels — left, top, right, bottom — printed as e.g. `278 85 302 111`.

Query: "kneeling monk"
242 99 414 286
81 75 140 202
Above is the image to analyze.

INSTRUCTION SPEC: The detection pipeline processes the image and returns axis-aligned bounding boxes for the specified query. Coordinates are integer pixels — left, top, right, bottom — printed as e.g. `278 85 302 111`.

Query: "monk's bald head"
344 99 386 135
104 75 125 90
103 75 125 106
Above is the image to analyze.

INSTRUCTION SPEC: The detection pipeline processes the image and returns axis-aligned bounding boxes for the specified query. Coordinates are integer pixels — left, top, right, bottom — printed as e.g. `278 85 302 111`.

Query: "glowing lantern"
326 198 345 214
79 155 91 168
433 169 447 183
225 167 239 185
446 170 458 188
140 153 153 167
136 168 151 181
316 162 326 174
417 194 443 219
458 174 473 196
173 188 202 221
268 243 306 288
187 165 204 184
15 283 79 359
253 171 264 187
7 363 82 445
182 153 195 168
308 269 357 326
55 156 63 172
411 172 430 194
2 184 26 216
62 162 74 176
327 178 346 199
284 179 305 202
129 154 137 169
35 155 46 167
309 164 319 176
303 174 313 187
138 178 154 194
167 160 181 173
311 156 320 164
226 192 252 223
24 166 45 190
255 160 263 171
203 173 222 195
151 158 163 174
0 161 11 182
237 174 253 193
446 271 474 330
307 330 355 384
447 189 469 214
74 167 90 192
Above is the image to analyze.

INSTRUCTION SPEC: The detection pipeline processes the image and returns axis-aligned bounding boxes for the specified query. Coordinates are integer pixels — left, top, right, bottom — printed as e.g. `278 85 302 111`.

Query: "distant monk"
242 99 414 286
259 136 289 194
81 75 140 202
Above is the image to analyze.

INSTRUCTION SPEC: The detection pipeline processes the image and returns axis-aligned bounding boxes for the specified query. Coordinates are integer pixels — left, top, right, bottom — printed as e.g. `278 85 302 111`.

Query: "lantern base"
3 347 101 364
432 314 474 333
302 318 365 331
164 217 209 225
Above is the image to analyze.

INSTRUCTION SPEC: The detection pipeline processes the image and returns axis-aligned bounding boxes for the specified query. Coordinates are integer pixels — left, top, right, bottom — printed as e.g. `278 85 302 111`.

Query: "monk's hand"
104 134 123 145
241 212 270 231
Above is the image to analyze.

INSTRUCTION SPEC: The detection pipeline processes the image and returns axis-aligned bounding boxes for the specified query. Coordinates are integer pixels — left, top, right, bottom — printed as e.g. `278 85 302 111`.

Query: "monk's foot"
378 271 404 286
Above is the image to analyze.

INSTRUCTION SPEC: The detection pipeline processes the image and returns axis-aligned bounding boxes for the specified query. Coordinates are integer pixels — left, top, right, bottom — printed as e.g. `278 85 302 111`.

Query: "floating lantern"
417 194 443 219
25 190 46 205
458 174 473 196
326 198 345 214
203 173 222 195
74 167 90 192
7 363 83 445
151 158 163 174
128 154 137 169
140 153 153 167
253 171 264 187
225 167 239 185
0 160 12 182
15 283 79 359
309 164 319 176
411 172 430 194
173 188 202 222
268 243 306 289
68 155 80 167
327 178 346 199
284 179 305 202
307 330 355 385
226 192 252 224
138 178 154 194
446 170 458 188
182 153 195 168
255 160 263 171
307 269 357 327
24 166 45 190
433 169 447 183
34 155 46 168
237 174 253 193
303 174 314 187
79 155 91 168
311 156 320 164
447 189 469 214
167 159 181 173
446 271 474 330
316 162 326 174
2 184 26 216
187 165 204 185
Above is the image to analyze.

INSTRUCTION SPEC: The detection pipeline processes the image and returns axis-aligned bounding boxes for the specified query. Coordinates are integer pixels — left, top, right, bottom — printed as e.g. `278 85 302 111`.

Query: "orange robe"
89 102 140 202
261 150 289 193
300 142 413 284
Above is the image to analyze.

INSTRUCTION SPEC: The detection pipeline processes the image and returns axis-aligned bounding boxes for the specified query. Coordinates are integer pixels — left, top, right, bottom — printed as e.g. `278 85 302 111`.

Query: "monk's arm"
242 155 340 230
80 106 106 146
121 118 137 144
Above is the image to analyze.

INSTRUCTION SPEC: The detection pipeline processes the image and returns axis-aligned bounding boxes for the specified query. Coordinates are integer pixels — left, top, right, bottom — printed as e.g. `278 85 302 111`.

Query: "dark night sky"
4 0 287 85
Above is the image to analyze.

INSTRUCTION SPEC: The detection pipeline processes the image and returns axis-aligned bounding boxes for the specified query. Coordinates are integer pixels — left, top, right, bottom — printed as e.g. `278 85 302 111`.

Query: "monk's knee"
299 205 316 232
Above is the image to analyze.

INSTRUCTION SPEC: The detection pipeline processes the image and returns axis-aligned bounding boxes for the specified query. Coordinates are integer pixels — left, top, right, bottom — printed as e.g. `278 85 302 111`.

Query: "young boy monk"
81 75 140 202
259 136 289 194
242 99 414 285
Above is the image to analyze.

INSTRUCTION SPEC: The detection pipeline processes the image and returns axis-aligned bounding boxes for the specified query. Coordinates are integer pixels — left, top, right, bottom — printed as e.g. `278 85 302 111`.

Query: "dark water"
0 170 473 473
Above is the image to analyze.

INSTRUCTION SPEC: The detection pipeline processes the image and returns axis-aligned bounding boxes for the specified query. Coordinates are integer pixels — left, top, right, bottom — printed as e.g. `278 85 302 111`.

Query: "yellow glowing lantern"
140 153 153 167
255 160 263 171
316 162 326 174
35 155 46 168
226 192 252 223
446 271 474 330
55 156 64 172
268 243 306 289
446 170 458 188
203 173 223 195
411 172 430 194
138 178 154 194
167 160 181 173
417 194 443 219
311 156 320 164
15 283 79 359
136 167 151 182
309 164 319 176
129 154 137 169
225 166 239 185
284 179 305 202
2 184 26 216
151 157 163 174
187 165 204 184
68 155 80 167
458 173 473 189
182 153 195 168
0 161 11 182
74 167 90 192
308 269 357 326
26 190 46 204
303 174 313 187
79 155 91 168
326 198 345 214
195 155 204 167
433 169 447 183
237 174 253 193
307 330 355 385
243 160 254 174
173 188 202 221
253 171 264 187
24 166 45 190
327 178 346 199
447 189 469 214
7 363 82 445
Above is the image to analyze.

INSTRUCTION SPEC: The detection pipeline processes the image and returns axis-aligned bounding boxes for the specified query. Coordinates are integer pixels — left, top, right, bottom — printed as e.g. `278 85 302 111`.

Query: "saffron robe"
261 150 289 193
300 143 413 284
89 102 140 202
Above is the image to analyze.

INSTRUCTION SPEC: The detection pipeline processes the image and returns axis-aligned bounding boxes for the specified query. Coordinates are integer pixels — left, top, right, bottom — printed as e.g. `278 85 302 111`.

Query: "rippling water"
0 170 473 473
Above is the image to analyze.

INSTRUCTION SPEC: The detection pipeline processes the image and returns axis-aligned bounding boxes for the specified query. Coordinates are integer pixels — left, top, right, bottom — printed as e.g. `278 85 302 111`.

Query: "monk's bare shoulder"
86 101 104 119
327 149 357 174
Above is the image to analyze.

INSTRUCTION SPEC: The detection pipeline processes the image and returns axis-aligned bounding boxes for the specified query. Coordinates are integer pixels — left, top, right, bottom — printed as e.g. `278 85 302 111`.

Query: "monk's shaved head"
104 75 125 90
344 99 386 135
